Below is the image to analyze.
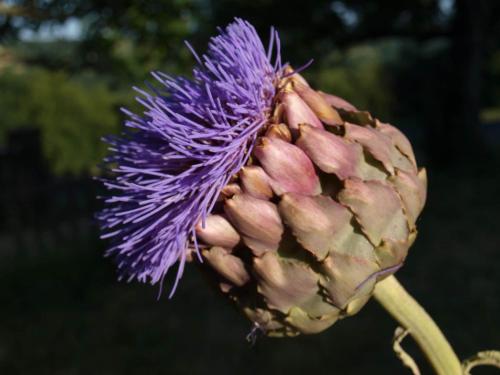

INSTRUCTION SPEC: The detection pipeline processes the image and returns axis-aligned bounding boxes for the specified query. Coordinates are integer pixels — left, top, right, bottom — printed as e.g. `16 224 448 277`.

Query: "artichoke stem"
373 275 462 375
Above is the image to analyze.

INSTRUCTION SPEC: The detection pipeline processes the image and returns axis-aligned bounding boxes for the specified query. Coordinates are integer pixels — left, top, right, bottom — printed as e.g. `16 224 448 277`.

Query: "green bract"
196 70 427 337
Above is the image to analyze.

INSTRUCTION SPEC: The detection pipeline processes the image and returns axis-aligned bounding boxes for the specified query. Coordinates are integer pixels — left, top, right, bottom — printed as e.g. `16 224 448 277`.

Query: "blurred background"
0 0 499 374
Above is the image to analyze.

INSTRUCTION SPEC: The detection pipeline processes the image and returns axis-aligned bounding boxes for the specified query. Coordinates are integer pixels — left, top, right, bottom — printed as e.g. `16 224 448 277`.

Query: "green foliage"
0 68 120 175
308 43 394 121
0 0 498 174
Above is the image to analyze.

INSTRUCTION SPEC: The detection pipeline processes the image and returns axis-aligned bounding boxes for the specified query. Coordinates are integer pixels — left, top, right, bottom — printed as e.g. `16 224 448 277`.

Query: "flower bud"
279 193 352 260
220 183 242 199
377 121 417 168
265 123 292 142
202 246 250 287
344 122 394 175
280 90 323 132
100 19 427 338
389 168 427 227
224 193 283 255
319 252 379 308
253 252 337 318
293 81 343 125
254 136 322 196
239 166 273 200
283 66 310 87
197 24 426 337
296 124 363 180
338 179 409 245
195 214 241 249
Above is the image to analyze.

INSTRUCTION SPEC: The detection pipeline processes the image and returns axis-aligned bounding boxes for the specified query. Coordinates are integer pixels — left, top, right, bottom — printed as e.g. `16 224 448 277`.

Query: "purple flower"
98 19 282 296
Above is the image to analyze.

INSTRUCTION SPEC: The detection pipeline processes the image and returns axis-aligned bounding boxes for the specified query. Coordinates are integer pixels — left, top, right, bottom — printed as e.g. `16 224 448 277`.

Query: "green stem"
373 275 462 375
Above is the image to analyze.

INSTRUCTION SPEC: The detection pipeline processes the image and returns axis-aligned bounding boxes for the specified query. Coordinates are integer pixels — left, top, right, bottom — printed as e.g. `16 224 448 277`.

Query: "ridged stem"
373 275 462 375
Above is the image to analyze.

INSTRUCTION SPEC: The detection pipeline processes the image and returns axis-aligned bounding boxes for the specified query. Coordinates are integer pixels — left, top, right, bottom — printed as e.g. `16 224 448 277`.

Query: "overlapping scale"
198 72 426 337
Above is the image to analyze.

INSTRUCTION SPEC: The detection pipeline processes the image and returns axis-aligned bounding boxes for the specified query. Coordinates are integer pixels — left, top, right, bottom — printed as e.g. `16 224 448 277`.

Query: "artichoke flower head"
98 19 427 337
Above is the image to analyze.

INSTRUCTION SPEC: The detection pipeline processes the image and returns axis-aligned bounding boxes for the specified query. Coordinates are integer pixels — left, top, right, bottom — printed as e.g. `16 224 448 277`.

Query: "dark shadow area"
0 1 499 374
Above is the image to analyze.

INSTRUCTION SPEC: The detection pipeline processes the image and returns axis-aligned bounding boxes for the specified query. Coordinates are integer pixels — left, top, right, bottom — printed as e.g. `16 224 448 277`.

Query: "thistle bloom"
98 19 282 294
98 18 427 336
